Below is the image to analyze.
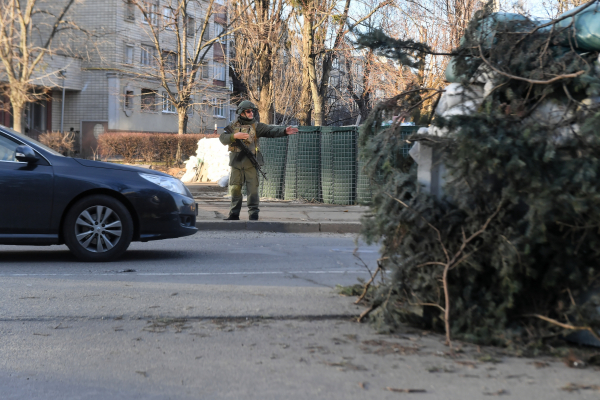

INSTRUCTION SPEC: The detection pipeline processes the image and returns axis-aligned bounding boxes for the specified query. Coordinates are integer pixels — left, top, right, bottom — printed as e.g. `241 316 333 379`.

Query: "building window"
332 58 339 70
163 7 175 30
201 98 209 113
213 98 225 118
141 89 157 112
125 0 135 21
187 96 194 115
229 108 236 122
141 44 155 66
200 61 210 79
215 24 225 42
142 1 158 25
163 51 177 72
25 101 47 132
125 90 134 110
186 16 195 37
329 75 339 88
213 62 226 81
202 21 210 41
124 44 134 65
162 92 176 113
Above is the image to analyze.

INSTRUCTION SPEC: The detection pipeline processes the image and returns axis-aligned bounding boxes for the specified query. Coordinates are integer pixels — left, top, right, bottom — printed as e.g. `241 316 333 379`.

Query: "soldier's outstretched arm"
255 123 287 138
285 126 299 135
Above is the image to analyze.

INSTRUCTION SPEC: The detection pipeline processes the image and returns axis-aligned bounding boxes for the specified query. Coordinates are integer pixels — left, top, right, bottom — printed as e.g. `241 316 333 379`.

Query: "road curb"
195 220 361 234
247 221 320 233
320 222 362 234
195 221 246 231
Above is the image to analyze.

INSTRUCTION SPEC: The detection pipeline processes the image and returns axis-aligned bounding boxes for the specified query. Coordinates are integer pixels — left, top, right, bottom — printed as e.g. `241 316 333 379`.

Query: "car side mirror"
15 145 39 164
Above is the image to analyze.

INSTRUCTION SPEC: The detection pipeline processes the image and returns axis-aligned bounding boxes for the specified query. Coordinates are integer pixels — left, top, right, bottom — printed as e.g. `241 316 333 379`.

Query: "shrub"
39 131 75 155
357 4 600 347
98 133 218 166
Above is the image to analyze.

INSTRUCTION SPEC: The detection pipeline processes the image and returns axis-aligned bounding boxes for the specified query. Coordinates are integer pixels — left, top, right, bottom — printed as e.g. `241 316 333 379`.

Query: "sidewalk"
186 183 366 233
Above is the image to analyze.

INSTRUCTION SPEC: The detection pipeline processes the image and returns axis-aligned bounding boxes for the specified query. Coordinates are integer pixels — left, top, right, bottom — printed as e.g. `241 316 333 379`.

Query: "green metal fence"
284 126 321 202
237 125 422 205
258 136 288 199
321 126 357 205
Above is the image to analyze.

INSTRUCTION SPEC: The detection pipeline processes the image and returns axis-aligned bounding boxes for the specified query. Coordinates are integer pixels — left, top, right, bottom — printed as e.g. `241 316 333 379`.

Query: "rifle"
234 139 268 180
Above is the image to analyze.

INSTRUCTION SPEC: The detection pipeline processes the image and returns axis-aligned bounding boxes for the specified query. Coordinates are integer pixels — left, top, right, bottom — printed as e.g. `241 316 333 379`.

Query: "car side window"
0 134 19 162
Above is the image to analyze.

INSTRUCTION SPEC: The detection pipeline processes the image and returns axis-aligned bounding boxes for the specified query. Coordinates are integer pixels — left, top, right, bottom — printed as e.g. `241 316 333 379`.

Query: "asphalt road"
0 231 375 287
0 231 377 322
2 232 599 400
0 231 380 399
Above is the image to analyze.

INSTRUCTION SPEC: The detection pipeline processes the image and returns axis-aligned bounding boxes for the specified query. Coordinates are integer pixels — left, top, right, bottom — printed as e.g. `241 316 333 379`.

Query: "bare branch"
478 44 586 85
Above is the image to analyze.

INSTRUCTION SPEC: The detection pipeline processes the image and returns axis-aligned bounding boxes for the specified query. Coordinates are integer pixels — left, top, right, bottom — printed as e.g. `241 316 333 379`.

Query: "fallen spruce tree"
357 1 600 348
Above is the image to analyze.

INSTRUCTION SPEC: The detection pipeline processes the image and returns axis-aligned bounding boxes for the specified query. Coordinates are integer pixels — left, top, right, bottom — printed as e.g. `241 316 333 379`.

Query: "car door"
0 133 54 234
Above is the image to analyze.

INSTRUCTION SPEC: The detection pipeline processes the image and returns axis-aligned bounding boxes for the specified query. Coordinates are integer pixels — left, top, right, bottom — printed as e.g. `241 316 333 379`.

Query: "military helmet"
237 100 257 116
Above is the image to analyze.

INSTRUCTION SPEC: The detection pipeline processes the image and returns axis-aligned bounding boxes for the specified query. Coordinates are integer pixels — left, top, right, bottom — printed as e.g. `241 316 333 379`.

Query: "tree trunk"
176 109 188 165
257 49 274 124
178 109 188 135
311 75 324 126
358 52 372 120
417 30 427 87
255 0 275 124
311 52 333 127
298 15 313 126
11 100 25 134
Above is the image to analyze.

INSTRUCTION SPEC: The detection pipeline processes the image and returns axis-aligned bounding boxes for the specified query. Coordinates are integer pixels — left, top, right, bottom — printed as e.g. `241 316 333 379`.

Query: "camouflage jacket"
220 117 287 168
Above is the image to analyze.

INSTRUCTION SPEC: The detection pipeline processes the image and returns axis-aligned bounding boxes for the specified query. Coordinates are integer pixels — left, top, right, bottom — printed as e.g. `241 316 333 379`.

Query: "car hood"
73 159 171 177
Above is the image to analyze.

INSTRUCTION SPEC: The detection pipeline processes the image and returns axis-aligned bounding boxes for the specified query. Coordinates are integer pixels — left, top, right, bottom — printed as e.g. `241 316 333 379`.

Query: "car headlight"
139 173 189 197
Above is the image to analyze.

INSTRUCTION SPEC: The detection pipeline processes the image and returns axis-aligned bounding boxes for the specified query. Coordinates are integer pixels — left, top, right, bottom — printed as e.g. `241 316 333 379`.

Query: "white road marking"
330 248 376 253
0 270 369 277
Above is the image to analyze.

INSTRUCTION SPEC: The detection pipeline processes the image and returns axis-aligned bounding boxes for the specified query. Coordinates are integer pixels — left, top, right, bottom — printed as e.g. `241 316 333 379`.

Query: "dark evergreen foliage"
358 2 600 346
355 28 439 69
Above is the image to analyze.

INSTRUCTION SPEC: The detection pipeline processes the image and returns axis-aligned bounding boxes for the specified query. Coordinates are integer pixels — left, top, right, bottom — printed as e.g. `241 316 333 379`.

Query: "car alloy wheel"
75 205 122 253
63 194 133 262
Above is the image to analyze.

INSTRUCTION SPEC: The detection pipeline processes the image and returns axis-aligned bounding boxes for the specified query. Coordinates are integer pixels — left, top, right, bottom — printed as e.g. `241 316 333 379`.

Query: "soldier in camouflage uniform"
220 100 298 220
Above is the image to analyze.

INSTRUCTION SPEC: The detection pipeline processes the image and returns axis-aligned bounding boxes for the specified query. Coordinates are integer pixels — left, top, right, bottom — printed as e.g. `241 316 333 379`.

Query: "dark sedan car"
0 125 197 261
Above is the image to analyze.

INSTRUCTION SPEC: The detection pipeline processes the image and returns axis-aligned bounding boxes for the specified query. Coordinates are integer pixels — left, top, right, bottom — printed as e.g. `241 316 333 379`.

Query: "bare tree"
0 0 80 133
541 0 586 17
347 0 479 122
127 0 239 136
293 0 390 126
230 0 290 124
271 38 304 124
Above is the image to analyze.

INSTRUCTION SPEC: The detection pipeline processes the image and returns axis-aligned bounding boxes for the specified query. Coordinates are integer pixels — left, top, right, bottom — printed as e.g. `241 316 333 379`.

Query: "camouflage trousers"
229 165 259 217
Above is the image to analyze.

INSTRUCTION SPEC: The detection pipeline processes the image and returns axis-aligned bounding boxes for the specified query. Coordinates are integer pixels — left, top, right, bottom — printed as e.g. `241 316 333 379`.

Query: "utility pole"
59 69 67 133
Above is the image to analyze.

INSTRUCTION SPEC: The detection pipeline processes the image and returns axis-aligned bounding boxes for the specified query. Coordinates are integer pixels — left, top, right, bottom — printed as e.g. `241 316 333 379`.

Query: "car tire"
63 195 133 262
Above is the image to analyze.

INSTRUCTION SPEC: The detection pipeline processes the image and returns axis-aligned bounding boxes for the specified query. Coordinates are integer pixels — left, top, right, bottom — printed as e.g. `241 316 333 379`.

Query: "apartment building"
0 0 233 158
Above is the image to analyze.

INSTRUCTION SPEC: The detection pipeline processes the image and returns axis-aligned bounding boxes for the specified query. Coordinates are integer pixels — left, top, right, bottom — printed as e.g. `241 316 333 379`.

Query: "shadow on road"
0 249 198 264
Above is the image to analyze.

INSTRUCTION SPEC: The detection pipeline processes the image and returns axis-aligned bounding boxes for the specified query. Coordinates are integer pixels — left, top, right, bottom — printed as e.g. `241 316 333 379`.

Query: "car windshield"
1 125 65 157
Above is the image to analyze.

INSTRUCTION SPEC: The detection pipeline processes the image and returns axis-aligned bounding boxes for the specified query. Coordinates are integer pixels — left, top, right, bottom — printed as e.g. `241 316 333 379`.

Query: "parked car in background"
0 125 197 261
